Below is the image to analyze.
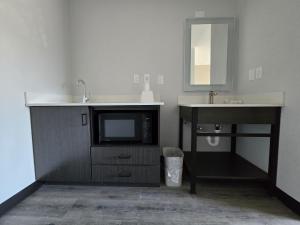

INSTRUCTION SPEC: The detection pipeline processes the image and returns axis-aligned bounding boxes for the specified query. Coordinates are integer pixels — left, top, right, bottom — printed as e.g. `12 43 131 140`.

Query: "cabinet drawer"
92 165 160 185
91 146 160 165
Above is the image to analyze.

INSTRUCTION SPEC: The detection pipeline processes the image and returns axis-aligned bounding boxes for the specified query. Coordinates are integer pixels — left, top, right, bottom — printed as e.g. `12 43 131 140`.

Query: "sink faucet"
77 79 89 103
209 91 218 104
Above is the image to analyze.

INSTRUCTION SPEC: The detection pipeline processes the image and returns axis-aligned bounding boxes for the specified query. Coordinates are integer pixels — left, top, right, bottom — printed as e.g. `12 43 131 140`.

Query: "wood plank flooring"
0 183 299 225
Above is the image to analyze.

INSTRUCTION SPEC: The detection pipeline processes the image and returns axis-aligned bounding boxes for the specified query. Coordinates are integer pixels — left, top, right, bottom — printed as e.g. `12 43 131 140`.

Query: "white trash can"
163 147 184 187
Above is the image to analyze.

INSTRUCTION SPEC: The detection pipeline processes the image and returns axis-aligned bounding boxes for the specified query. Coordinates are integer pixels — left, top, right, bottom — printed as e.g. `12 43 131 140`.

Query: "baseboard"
0 181 42 217
43 181 160 187
276 187 300 216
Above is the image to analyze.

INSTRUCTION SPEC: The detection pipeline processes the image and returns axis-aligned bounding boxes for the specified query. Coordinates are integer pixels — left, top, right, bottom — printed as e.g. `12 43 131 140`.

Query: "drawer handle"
118 171 132 178
118 154 131 160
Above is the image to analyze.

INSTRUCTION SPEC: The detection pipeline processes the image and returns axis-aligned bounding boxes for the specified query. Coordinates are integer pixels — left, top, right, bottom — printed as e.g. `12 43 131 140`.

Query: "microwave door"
99 113 142 143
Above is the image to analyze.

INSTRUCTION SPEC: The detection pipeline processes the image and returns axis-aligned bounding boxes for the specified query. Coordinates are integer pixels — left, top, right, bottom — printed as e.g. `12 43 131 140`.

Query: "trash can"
163 147 184 187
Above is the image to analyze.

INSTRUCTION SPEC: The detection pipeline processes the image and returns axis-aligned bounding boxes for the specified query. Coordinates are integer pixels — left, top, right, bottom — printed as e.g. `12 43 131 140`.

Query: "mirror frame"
184 17 236 92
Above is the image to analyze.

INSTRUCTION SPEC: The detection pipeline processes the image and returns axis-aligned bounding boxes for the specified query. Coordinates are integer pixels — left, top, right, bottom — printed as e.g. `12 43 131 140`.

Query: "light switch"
255 66 263 79
133 73 140 84
158 75 164 85
249 69 255 81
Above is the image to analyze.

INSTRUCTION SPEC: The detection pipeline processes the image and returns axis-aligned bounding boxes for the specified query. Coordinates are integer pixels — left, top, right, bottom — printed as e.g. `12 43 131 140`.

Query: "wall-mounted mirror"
184 17 235 92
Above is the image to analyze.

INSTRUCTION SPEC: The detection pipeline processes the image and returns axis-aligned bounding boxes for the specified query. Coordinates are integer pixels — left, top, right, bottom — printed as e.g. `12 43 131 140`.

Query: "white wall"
69 0 237 147
236 125 270 172
0 0 70 204
4 0 299 205
236 0 300 201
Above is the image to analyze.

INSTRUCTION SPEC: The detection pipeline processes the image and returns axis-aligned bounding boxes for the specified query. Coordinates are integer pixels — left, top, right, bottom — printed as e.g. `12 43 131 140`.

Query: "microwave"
93 111 156 145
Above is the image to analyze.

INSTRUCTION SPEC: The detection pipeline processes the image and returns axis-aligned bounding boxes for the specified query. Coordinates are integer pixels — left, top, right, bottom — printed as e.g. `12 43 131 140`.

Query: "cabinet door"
30 107 91 183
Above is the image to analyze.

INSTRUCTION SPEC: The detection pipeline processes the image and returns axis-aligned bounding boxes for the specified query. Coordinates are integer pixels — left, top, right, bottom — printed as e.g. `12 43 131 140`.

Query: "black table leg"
179 117 183 149
268 109 281 195
190 108 198 194
231 124 237 155
190 182 196 194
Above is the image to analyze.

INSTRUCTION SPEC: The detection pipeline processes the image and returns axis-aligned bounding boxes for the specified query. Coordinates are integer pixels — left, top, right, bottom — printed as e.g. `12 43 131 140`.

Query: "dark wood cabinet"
92 165 160 185
30 105 161 186
91 146 160 166
30 107 91 183
91 146 160 186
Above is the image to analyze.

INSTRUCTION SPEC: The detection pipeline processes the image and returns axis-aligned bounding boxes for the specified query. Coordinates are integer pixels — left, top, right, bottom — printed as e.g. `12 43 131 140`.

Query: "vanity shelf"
197 133 271 137
184 152 269 181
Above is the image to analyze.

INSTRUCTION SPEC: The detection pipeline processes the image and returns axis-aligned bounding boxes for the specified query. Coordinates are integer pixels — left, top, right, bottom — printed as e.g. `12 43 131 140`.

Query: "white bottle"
141 74 154 103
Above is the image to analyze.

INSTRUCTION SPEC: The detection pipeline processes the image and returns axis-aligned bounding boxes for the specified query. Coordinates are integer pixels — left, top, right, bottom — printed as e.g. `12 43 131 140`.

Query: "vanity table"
178 104 282 194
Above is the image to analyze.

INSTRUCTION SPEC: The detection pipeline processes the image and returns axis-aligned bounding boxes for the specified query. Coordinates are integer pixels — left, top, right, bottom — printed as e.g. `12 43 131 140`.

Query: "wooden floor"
0 183 299 225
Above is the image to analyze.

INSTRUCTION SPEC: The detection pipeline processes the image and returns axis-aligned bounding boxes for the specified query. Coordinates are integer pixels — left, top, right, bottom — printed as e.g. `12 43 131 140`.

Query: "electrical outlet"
249 69 255 81
133 73 140 84
144 74 150 83
255 66 263 79
157 75 164 85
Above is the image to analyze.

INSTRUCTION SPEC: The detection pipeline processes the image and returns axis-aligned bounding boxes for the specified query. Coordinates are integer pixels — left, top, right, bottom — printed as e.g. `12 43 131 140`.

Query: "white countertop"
26 102 165 107
179 103 283 107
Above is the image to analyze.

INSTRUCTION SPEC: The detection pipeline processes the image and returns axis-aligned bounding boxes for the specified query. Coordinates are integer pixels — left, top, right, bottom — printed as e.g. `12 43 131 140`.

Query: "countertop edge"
178 104 283 108
26 102 165 107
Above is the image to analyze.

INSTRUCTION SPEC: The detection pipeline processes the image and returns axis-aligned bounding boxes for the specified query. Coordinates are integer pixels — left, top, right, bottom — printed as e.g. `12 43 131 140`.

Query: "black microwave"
93 110 156 145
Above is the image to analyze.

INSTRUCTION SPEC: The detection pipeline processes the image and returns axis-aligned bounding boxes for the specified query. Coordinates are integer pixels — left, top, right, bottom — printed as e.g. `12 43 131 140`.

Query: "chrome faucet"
209 91 217 104
77 79 89 103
